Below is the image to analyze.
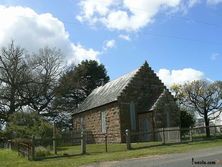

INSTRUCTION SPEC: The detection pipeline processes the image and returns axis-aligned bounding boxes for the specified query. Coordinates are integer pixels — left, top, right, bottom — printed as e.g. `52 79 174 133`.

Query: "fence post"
162 128 165 144
31 135 35 161
125 129 131 150
179 127 181 143
7 140 11 149
81 131 86 154
17 143 20 156
214 126 217 137
53 123 57 155
189 127 193 142
105 133 108 152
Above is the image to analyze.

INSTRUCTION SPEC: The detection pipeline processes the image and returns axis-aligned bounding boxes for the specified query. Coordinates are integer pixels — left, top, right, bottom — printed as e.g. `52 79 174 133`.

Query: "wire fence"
2 125 222 160
126 125 222 150
0 137 7 148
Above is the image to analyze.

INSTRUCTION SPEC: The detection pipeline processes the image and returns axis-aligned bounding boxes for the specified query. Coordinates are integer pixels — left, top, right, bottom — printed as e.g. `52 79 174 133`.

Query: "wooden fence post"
179 127 181 143
214 126 217 137
189 127 193 142
53 123 57 155
162 128 165 144
125 129 131 150
17 143 20 156
7 140 11 149
31 136 35 161
81 131 86 154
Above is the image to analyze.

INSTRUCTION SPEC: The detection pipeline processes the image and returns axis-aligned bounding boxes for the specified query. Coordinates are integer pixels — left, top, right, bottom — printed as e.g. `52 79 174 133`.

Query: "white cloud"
104 39 116 49
157 68 205 87
118 34 131 41
0 5 100 65
211 53 220 61
70 44 101 64
188 0 201 7
77 0 183 32
207 0 222 5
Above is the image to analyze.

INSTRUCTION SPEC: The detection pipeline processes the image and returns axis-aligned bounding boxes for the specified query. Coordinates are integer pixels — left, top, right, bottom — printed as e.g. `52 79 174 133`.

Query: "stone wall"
72 62 180 143
154 91 180 128
72 102 122 143
118 62 180 142
118 63 166 140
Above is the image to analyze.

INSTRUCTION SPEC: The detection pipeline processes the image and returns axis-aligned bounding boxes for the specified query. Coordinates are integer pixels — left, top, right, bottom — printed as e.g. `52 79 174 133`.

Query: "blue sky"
0 0 221 86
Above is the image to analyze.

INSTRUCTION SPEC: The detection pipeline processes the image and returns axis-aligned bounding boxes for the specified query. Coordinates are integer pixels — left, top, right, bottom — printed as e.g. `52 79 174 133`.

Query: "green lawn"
1 139 222 167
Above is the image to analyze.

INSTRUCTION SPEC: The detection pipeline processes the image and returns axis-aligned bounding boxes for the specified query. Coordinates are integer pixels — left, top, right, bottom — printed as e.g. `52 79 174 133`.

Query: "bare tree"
0 42 63 128
0 41 31 123
25 47 62 114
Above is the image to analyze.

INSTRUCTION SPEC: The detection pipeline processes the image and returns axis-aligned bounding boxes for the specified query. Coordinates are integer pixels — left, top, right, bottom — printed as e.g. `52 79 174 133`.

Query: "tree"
0 41 31 124
180 109 195 129
73 60 110 95
5 111 53 139
171 80 222 137
52 60 109 130
0 42 63 128
25 47 62 114
171 84 196 136
54 60 109 112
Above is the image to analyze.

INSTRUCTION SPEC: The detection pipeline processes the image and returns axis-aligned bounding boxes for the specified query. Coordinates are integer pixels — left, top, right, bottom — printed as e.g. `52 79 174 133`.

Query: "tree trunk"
204 112 210 138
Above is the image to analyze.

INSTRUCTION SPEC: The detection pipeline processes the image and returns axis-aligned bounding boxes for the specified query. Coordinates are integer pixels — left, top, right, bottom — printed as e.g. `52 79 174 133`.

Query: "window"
101 111 107 133
130 101 136 130
73 120 77 130
80 116 84 130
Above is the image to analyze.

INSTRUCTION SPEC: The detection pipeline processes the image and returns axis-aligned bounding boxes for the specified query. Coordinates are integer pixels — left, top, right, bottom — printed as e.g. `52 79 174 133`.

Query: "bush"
6 112 53 139
12 138 32 145
35 146 51 157
180 109 195 128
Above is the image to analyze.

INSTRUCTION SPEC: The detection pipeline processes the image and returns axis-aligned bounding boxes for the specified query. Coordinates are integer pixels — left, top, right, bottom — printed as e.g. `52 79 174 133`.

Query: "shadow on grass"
56 146 80 151
192 135 222 142
34 153 84 161
132 137 222 151
32 137 222 161
131 141 191 150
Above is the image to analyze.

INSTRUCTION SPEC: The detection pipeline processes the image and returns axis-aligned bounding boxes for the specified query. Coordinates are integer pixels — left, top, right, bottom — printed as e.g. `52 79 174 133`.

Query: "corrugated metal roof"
74 69 139 113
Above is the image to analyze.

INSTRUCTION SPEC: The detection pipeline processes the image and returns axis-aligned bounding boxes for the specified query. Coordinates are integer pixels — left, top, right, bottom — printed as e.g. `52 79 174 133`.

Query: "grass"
1 139 222 167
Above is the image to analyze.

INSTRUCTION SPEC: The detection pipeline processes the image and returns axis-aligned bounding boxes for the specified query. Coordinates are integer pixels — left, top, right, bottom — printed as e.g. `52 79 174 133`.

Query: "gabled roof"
149 89 167 111
149 89 174 111
74 68 139 114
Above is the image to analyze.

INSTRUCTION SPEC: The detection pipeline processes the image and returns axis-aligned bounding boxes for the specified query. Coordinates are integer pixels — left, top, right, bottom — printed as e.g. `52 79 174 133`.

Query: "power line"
60 19 222 46
120 6 222 28
140 31 222 46
0 11 221 46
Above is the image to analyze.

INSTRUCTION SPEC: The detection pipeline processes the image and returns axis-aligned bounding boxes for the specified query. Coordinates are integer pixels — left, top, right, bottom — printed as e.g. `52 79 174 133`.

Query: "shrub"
6 112 53 139
35 146 51 157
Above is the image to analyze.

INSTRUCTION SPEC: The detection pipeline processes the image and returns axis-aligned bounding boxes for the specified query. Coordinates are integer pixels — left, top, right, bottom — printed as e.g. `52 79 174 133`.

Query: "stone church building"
72 61 180 143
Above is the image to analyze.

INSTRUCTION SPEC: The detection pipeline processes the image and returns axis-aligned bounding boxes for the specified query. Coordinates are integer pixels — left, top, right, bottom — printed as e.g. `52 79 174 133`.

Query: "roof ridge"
74 67 140 113
90 68 139 94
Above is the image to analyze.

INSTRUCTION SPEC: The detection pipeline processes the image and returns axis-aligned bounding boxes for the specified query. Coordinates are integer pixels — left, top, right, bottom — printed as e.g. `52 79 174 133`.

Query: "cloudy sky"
0 0 221 87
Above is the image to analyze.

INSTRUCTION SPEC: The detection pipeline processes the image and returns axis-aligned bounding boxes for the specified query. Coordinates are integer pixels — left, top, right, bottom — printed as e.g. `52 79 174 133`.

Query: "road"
84 147 222 167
